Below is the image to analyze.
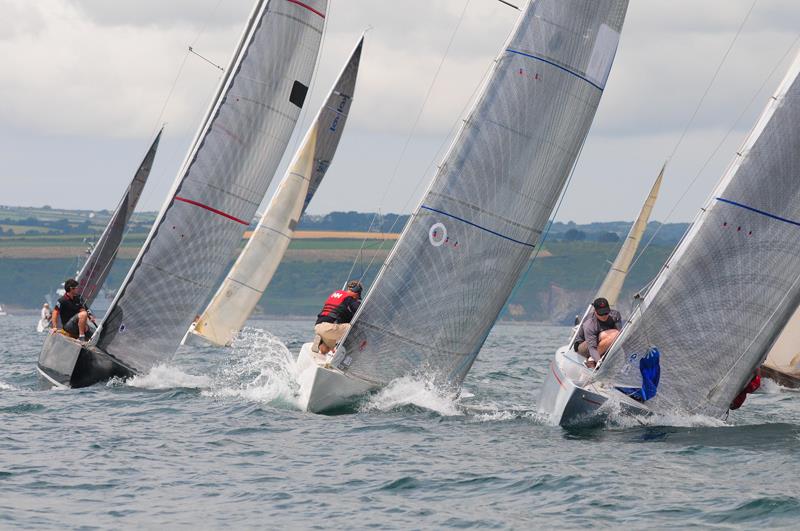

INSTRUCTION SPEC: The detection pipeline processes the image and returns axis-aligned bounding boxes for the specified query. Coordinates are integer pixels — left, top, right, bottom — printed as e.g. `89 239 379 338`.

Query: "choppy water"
2 314 799 528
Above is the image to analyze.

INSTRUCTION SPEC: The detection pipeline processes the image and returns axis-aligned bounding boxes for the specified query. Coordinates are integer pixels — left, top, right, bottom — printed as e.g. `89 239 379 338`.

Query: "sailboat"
537 167 664 425
295 0 631 413
185 36 363 347
37 0 328 389
0 305 7 317
761 309 800 387
539 50 800 426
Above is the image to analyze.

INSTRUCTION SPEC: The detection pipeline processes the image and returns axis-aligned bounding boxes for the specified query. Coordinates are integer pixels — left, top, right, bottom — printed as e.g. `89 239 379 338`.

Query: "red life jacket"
319 290 358 320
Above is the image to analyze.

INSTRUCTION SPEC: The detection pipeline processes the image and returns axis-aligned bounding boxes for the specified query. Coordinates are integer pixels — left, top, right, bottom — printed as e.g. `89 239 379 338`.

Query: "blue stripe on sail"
420 205 536 248
506 49 603 91
716 197 800 228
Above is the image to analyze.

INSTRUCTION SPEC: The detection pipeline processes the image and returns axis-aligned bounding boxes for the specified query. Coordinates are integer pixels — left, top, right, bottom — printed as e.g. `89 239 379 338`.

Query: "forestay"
76 129 162 307
595 164 664 306
192 37 362 347
595 52 800 417
95 0 327 372
333 0 630 386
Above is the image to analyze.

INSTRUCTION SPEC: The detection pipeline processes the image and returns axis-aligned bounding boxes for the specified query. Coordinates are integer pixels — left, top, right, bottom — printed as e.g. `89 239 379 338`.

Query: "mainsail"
191 36 363 347
595 164 664 306
76 129 162 307
94 0 328 372
595 52 800 417
332 0 630 386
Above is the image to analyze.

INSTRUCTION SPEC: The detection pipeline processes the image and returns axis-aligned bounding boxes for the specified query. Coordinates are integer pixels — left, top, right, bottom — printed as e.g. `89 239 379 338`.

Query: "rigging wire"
343 0 474 285
627 32 800 279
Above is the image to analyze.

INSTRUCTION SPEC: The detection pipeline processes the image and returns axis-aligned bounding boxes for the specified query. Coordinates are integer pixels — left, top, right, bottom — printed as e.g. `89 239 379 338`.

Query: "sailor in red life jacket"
729 367 761 410
312 280 363 355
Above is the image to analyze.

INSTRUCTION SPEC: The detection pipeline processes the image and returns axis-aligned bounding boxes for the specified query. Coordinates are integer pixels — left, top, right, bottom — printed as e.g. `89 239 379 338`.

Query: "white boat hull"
295 342 378 413
538 345 648 427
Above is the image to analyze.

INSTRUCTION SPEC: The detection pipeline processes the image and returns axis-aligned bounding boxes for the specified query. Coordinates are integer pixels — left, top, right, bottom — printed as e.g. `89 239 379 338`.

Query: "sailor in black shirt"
52 278 96 341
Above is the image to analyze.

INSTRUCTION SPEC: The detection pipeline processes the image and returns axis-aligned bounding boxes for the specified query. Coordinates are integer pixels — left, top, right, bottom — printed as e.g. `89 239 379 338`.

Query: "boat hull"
761 364 800 389
295 342 378 413
538 345 648 427
37 332 136 389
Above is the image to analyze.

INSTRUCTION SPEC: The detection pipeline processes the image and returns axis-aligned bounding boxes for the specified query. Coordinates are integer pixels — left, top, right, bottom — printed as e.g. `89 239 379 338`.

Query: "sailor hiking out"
51 278 96 342
574 297 622 369
313 280 363 355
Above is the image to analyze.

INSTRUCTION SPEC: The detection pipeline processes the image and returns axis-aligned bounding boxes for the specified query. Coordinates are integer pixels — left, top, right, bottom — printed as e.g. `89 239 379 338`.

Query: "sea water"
1 315 799 528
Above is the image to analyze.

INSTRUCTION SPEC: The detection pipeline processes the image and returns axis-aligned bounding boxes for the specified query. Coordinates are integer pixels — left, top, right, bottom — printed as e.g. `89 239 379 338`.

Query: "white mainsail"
76 129 162 307
331 0 630 387
595 164 664 306
93 0 328 373
190 36 363 347
595 51 800 417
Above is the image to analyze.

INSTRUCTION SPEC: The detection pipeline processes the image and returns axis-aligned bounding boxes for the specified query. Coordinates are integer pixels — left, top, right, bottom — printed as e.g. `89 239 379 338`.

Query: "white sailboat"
539 50 800 426
185 36 364 347
37 0 328 388
0 305 7 317
537 166 664 426
295 0 631 413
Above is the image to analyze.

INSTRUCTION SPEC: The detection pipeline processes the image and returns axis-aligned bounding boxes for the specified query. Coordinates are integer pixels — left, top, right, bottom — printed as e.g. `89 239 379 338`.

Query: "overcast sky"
1 0 798 223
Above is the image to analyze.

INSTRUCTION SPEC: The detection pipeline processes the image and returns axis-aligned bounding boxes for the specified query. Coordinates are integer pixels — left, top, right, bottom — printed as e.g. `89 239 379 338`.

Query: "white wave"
759 377 794 394
0 381 16 391
587 391 725 429
125 365 211 390
203 327 299 407
361 376 463 416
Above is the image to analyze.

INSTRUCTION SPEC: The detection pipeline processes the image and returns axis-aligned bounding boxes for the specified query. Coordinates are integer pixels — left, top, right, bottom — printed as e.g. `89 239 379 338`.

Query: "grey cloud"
66 0 251 29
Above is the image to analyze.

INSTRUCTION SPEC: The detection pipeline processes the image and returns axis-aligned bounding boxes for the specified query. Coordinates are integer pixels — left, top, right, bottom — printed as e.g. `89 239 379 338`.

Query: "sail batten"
332 0 630 387
595 52 800 416
189 36 362 347
93 0 328 371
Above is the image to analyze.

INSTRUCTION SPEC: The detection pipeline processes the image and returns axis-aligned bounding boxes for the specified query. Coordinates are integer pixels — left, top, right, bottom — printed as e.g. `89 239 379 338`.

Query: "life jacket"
319 290 359 322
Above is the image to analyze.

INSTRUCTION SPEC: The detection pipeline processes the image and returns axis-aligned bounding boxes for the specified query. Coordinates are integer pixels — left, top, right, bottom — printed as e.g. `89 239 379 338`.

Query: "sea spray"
203 327 299 407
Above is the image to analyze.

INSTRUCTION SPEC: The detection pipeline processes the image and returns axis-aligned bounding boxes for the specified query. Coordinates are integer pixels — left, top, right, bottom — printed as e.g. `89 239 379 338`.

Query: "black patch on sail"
289 81 309 108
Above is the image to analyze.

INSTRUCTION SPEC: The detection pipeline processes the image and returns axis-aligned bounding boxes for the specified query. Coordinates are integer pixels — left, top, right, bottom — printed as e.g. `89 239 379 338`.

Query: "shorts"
63 313 95 340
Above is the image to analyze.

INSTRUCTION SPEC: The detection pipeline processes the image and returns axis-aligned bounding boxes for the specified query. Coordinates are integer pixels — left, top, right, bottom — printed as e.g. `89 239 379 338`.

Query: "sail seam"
174 196 249 225
716 197 800 227
420 205 535 248
505 48 602 91
285 0 325 18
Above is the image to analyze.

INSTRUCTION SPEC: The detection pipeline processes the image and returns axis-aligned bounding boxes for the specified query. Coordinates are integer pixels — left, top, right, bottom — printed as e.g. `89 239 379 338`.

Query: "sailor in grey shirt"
573 297 622 366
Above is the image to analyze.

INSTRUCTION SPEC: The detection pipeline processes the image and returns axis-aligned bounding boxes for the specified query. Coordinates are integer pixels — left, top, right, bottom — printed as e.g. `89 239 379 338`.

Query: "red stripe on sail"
174 196 249 225
286 0 325 18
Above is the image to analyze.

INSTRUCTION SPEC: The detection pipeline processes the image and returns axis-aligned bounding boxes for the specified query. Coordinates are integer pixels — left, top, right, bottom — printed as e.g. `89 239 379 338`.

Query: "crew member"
574 297 622 369
313 280 363 355
52 279 96 342
730 368 761 410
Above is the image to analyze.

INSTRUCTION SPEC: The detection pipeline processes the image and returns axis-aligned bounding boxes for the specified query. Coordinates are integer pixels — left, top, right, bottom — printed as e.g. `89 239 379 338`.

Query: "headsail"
191 36 363 347
595 52 800 416
764 307 800 373
94 0 328 372
595 163 664 306
332 0 630 386
76 129 162 307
